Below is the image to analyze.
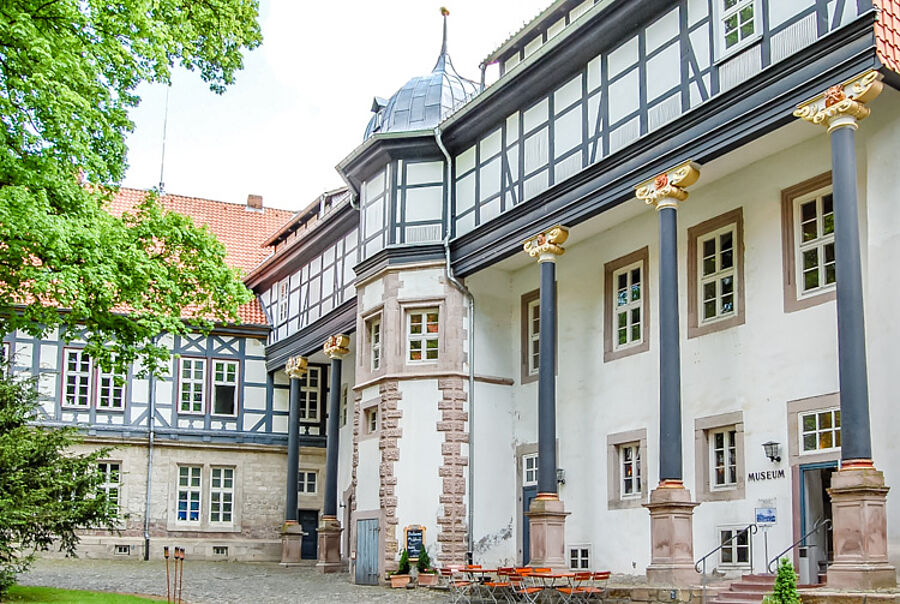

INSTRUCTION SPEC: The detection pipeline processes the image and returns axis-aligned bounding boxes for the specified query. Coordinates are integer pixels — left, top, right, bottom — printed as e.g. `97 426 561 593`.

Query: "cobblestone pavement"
19 558 445 603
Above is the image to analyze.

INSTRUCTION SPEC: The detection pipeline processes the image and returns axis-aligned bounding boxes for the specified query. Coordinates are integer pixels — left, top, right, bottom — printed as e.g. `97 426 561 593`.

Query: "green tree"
0 0 263 374
0 363 120 596
764 557 801 604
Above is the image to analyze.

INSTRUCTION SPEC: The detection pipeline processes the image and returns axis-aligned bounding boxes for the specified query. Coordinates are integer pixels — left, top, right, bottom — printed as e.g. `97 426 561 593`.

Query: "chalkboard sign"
404 525 425 560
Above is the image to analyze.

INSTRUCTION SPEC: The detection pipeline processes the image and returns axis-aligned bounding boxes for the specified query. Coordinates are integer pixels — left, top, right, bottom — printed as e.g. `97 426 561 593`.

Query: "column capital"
794 70 883 133
523 225 569 263
323 334 351 359
284 355 308 379
635 161 701 211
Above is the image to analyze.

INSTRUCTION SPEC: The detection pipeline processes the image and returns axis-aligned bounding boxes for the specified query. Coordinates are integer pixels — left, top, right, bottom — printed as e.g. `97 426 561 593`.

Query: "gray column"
658 206 683 481
830 125 872 462
323 356 342 518
537 259 558 495
285 377 300 522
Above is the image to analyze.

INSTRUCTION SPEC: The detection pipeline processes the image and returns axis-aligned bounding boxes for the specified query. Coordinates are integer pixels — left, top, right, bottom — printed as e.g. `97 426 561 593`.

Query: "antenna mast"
158 85 171 194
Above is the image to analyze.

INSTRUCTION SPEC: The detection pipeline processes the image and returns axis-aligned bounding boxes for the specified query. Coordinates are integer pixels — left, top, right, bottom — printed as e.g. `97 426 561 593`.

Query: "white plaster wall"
394 379 443 557
397 268 444 299
356 436 381 512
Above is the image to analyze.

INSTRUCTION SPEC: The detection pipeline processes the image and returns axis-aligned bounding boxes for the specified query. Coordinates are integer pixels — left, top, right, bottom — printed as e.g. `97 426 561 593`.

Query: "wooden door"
298 510 318 560
355 518 379 585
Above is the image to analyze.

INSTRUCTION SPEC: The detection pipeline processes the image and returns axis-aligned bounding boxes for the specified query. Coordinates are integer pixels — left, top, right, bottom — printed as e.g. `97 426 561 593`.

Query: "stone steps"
710 574 775 604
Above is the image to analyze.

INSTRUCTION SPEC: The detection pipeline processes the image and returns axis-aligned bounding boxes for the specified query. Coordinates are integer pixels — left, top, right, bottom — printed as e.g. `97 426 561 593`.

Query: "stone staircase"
710 574 775 604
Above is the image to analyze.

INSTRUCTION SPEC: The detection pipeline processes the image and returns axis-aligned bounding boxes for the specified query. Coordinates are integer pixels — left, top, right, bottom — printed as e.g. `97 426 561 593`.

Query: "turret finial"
440 7 450 56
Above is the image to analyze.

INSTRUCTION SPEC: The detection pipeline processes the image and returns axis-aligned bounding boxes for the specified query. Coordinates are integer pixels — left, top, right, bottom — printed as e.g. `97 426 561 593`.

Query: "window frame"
364 405 379 435
298 470 318 495
209 466 235 525
619 442 643 500
604 248 650 362
522 453 539 487
520 289 541 383
696 223 739 325
277 279 289 325
299 365 321 424
695 412 745 502
781 173 836 312
799 407 841 455
61 348 127 411
62 348 93 409
406 307 440 364
178 357 207 416
715 0 761 59
369 316 382 372
687 208 745 338
176 465 203 525
607 429 648 509
211 359 240 417
568 545 591 570
717 525 752 568
97 461 122 516
709 427 738 490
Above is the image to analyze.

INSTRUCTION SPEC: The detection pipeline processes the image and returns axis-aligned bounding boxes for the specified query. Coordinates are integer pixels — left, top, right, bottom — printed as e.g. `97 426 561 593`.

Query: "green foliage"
394 549 411 576
416 546 434 573
6 585 158 602
768 558 801 604
0 0 262 375
0 364 121 596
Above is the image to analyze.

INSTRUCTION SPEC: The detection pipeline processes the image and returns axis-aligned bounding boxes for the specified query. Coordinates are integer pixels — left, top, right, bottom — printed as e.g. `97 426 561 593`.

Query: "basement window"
115 545 131 556
213 546 228 556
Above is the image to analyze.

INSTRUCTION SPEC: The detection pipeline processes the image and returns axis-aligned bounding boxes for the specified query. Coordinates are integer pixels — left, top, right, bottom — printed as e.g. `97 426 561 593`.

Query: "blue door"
355 519 379 585
299 510 318 560
522 486 538 565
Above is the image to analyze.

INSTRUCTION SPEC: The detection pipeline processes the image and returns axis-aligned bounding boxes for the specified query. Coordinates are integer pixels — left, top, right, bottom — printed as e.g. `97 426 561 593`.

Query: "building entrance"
298 509 319 560
798 462 836 584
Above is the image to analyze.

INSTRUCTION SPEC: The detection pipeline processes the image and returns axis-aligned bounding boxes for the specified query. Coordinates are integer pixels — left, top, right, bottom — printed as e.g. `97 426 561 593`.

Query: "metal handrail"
767 518 831 574
695 523 757 604
695 523 759 574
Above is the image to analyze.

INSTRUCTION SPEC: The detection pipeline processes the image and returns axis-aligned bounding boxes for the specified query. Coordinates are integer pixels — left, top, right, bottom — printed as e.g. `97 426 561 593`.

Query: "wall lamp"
556 468 566 485
763 441 782 463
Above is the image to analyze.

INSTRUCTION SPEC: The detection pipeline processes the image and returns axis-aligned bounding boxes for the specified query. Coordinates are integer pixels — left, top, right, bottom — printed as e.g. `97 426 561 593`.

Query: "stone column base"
280 521 305 566
316 518 343 574
827 465 897 589
644 483 700 586
525 495 570 570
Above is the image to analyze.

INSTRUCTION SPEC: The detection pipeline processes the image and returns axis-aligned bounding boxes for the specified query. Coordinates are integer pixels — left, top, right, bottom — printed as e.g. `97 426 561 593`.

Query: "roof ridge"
117 186 294 215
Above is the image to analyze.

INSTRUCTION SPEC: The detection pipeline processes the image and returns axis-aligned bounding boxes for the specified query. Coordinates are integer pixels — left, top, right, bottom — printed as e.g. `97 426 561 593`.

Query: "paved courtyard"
19 557 444 603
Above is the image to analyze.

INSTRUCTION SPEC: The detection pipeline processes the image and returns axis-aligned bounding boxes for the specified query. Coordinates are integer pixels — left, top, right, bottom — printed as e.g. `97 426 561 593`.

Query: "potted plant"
416 547 438 587
390 549 411 588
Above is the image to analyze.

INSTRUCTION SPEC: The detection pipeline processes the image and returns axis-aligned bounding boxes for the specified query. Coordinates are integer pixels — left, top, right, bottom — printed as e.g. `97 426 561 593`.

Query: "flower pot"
390 574 411 588
417 572 439 586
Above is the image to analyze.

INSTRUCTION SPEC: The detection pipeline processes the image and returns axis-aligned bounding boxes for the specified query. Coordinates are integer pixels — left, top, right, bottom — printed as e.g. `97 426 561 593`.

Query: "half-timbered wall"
393 160 445 246
360 165 390 259
454 0 868 237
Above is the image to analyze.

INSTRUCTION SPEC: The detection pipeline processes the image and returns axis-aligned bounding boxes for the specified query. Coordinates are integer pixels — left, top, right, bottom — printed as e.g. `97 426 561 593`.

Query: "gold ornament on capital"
523 225 569 261
324 334 350 359
635 160 701 209
284 355 308 379
794 70 883 132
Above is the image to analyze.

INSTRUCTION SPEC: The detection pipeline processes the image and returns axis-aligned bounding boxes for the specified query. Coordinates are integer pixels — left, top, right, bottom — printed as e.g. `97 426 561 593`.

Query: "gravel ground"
19 557 445 603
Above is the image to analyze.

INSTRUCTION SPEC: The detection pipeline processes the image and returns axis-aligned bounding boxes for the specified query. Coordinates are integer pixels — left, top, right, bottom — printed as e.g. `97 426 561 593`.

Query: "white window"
720 0 757 53
800 408 841 453
365 406 378 434
299 471 317 494
569 546 591 570
278 280 289 324
179 358 206 414
370 318 382 371
620 443 642 498
718 527 751 566
526 298 540 375
63 349 92 407
209 467 234 523
212 360 238 416
698 225 737 323
522 454 538 487
340 384 348 427
97 462 121 515
796 191 835 297
97 363 126 410
299 366 320 422
613 263 643 349
407 309 439 363
177 466 202 523
710 428 738 488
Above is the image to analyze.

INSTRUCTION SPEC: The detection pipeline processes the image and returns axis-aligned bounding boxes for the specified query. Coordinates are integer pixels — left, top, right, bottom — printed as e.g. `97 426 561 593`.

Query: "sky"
122 1 551 211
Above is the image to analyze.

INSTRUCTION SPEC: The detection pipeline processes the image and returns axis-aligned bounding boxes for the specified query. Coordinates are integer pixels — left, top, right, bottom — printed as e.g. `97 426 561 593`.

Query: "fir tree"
768 557 801 604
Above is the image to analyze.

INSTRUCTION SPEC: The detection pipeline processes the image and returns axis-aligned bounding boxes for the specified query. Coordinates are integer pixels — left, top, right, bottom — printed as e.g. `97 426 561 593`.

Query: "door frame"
798 461 837 541
353 509 384 584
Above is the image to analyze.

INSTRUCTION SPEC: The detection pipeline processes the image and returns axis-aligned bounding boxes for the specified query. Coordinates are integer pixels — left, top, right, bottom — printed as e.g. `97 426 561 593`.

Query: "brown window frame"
781 172 836 313
687 207 746 338
520 289 540 383
603 247 650 362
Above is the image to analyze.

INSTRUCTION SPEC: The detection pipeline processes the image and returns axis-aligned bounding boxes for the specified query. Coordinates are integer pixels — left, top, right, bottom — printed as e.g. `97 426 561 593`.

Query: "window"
340 384 349 427
522 454 538 487
720 0 756 53
179 358 206 414
209 467 234 523
695 412 745 502
800 408 841 453
369 318 382 371
407 308 439 362
298 471 317 494
177 466 202 523
620 443 642 498
63 349 126 410
97 462 121 515
710 428 738 489
719 527 750 566
278 280 289 324
300 366 321 422
523 294 540 378
688 209 745 337
604 248 650 362
63 349 92 407
212 361 238 416
364 406 378 434
781 173 836 312
569 546 591 570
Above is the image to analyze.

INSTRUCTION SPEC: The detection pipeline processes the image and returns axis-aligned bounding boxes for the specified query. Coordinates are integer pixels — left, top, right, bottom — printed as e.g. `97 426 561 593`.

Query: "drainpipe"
143 366 157 561
479 64 487 92
434 126 476 562
338 171 360 211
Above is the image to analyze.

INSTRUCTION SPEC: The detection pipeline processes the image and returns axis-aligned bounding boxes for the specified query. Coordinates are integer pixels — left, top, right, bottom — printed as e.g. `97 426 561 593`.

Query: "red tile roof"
876 0 900 75
108 188 293 326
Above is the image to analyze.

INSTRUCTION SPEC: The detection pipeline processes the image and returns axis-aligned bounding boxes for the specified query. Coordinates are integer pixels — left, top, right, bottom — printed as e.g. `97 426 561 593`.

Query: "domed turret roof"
365 10 479 140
